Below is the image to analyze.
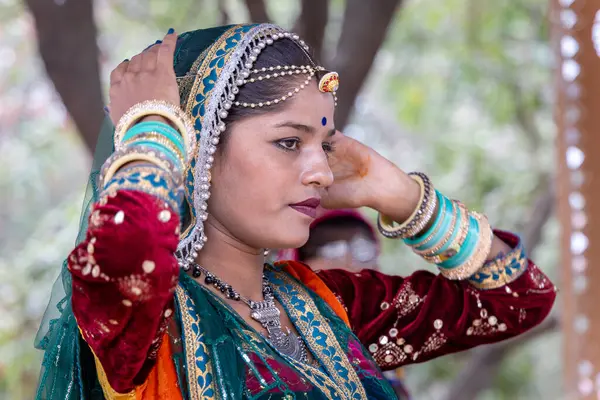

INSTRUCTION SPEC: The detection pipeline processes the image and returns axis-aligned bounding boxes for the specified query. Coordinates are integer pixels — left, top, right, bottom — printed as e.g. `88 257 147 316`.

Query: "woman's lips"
290 198 320 218
290 205 318 218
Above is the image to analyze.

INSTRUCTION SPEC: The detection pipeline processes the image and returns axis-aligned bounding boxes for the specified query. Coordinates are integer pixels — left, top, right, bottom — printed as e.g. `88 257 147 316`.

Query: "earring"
264 249 270 258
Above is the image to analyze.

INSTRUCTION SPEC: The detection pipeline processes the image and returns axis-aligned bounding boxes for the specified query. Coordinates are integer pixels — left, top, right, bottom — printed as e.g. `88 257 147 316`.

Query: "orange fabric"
136 333 183 400
277 260 351 327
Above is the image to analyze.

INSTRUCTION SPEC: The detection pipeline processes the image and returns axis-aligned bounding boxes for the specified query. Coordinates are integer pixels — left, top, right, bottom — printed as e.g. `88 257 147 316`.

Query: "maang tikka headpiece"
175 24 340 272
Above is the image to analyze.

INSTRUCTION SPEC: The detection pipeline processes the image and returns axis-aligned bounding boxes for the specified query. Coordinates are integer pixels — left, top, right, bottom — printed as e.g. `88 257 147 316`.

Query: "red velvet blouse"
68 189 556 393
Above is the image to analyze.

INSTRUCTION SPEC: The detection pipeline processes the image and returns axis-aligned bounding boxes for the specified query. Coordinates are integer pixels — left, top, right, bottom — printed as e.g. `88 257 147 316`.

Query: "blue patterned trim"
101 165 183 212
174 285 216 400
468 239 528 289
268 270 369 399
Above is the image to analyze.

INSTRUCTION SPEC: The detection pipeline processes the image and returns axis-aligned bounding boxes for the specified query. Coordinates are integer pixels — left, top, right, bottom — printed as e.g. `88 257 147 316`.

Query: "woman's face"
208 84 336 250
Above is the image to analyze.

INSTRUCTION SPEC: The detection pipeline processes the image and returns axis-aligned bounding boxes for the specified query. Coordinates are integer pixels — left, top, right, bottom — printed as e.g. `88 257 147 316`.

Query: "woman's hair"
219 38 320 148
228 38 318 122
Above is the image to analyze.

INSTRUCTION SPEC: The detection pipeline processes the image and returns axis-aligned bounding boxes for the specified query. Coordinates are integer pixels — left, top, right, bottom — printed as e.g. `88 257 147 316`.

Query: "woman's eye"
322 142 335 154
277 138 300 151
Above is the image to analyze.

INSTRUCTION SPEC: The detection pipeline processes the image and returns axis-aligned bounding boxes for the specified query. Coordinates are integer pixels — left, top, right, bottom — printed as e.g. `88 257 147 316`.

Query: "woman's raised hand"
321 133 421 223
107 30 181 125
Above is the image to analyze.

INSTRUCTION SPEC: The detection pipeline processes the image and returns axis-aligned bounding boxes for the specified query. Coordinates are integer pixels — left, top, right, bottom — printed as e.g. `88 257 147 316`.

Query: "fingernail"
167 28 174 34
123 58 129 62
155 40 162 44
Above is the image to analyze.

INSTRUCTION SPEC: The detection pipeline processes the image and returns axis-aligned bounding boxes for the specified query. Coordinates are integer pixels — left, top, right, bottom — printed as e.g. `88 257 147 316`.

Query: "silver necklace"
192 263 309 363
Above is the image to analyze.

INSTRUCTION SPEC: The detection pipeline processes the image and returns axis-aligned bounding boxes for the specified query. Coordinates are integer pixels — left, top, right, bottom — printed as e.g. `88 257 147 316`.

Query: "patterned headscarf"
172 24 322 271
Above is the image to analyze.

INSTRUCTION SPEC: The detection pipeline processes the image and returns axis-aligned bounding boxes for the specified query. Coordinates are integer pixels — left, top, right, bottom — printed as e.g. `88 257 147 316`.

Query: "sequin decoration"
393 282 425 318
466 309 506 336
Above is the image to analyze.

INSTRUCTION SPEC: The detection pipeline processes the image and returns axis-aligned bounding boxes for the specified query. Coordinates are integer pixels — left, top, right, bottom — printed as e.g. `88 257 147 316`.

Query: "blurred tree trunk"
243 0 271 23
27 0 404 153
25 0 104 154
332 0 403 130
292 0 330 61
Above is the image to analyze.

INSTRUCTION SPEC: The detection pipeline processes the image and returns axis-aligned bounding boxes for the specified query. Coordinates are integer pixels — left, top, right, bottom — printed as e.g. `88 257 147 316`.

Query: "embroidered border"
101 166 182 212
268 270 369 400
468 241 528 290
180 25 246 239
175 285 216 400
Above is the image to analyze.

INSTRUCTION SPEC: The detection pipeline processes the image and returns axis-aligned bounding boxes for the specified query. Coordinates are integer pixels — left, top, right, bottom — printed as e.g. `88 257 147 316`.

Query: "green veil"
34 24 399 399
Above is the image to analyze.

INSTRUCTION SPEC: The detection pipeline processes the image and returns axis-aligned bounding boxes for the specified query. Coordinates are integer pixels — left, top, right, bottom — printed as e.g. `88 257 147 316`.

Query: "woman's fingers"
141 41 161 71
126 53 143 73
108 28 181 123
109 59 129 85
157 29 177 70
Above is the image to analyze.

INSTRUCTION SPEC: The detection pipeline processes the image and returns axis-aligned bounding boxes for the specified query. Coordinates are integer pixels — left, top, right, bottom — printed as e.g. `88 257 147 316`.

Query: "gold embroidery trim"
76 326 141 400
175 285 217 400
272 271 369 399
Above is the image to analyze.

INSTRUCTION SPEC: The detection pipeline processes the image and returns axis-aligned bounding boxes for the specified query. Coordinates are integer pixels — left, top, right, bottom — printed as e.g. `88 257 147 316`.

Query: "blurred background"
0 0 583 398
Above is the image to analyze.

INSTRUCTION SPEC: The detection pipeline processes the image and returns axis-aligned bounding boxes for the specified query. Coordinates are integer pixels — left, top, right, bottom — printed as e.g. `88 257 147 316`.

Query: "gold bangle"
101 153 170 188
99 145 183 189
378 173 436 239
114 100 197 162
378 175 425 235
408 194 448 249
405 185 438 238
438 212 494 280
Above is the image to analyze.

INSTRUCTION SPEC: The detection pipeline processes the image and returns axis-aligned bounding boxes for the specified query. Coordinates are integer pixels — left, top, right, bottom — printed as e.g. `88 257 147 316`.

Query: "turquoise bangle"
432 203 463 256
124 122 185 154
405 190 445 246
123 122 186 156
438 214 480 269
410 194 453 252
128 140 184 170
124 121 183 144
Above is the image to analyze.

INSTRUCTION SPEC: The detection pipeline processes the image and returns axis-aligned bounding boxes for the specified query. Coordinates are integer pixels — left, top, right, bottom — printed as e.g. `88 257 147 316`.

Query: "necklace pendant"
249 300 308 363
190 264 309 363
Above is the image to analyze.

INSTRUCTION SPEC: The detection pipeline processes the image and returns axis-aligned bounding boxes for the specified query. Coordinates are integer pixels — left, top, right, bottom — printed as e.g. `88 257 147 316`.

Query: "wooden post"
554 0 600 398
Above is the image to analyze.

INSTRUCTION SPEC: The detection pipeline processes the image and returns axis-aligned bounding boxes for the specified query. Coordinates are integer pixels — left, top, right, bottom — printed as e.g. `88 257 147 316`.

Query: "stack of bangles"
98 100 197 209
377 172 494 281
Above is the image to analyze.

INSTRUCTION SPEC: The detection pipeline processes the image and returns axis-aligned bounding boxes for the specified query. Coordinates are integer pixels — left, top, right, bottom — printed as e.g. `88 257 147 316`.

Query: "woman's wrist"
139 115 174 126
371 167 422 224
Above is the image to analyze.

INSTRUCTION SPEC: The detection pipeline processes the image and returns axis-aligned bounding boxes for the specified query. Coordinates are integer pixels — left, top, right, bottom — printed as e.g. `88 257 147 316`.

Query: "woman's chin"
270 228 310 250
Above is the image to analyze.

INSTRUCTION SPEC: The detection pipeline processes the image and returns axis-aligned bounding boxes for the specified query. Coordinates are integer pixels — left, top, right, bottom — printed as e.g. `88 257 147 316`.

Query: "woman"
34 24 556 399
278 209 411 399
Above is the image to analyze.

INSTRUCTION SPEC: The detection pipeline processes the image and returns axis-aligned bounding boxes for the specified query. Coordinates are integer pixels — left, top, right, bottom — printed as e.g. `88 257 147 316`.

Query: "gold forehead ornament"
232 65 339 108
